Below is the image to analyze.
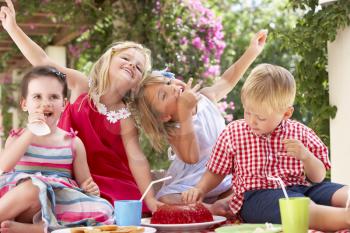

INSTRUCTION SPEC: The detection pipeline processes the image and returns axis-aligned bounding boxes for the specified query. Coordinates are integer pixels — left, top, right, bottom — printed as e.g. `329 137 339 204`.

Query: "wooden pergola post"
45 46 67 67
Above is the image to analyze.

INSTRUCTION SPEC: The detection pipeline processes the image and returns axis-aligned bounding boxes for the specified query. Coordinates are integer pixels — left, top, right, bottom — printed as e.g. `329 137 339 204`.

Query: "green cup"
279 197 310 233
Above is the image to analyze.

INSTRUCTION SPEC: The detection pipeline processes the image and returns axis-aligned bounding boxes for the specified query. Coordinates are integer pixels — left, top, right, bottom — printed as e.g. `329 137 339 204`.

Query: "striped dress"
0 129 114 232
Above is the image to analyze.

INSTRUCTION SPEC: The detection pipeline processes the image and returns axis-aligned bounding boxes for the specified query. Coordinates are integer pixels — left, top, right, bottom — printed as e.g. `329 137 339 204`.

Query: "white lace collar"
92 95 131 124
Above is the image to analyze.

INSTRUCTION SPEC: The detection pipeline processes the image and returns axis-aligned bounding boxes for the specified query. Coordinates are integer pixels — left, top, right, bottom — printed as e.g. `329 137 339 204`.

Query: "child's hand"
283 139 310 162
81 177 100 196
181 187 204 204
211 198 234 220
171 78 187 90
0 0 17 31
177 78 201 121
28 111 46 124
145 197 164 213
249 29 268 55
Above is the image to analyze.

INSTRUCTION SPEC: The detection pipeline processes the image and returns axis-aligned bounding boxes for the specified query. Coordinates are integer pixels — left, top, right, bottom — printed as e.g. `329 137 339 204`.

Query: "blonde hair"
88 41 152 100
131 72 177 152
241 63 296 113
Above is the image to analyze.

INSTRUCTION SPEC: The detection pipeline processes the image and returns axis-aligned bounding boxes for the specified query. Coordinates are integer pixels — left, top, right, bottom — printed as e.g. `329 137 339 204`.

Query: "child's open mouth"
179 87 184 94
122 67 134 79
44 112 53 118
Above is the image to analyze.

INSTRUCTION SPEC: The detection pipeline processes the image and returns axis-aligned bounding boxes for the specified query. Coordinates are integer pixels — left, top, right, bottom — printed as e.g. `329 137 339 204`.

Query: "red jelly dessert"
151 203 214 224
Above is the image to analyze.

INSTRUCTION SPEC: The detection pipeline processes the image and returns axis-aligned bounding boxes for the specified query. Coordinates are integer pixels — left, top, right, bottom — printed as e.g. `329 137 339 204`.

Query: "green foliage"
0 83 18 137
1 0 349 169
105 0 228 167
110 0 225 81
16 0 105 25
140 131 171 170
275 0 350 145
0 50 14 72
207 0 300 120
0 0 113 142
72 15 115 73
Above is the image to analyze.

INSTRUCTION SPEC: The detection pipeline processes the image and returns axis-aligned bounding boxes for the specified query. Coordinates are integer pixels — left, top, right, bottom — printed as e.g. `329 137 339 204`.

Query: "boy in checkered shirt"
182 63 349 231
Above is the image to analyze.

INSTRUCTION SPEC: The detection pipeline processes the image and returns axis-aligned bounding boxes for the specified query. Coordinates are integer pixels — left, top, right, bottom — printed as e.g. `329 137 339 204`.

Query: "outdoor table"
154 222 350 233
141 213 350 232
156 229 350 233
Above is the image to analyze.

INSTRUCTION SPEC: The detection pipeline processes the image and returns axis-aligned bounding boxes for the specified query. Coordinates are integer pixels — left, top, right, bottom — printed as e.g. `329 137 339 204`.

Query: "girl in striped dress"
0 66 114 233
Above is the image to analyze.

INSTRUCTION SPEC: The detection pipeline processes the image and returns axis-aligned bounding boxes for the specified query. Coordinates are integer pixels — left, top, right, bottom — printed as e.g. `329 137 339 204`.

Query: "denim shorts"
240 182 345 224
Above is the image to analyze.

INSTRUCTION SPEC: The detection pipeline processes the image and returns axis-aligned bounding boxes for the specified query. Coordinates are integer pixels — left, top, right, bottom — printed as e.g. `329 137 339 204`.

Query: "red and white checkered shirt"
207 119 331 215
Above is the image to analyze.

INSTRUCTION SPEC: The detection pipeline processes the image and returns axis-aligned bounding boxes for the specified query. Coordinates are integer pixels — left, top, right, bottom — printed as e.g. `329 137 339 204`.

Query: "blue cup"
114 200 142 226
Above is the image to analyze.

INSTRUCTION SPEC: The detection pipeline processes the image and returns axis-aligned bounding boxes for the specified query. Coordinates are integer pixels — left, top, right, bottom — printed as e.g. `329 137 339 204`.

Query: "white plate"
215 224 282 233
52 226 156 233
141 215 226 231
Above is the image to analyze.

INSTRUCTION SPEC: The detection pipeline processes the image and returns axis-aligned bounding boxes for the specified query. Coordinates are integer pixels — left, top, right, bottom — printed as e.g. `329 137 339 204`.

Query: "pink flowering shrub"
0 0 236 163
149 0 226 81
146 0 233 120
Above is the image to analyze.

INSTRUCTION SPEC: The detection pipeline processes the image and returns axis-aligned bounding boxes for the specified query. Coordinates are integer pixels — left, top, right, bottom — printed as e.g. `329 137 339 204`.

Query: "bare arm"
73 137 92 185
302 153 326 183
283 139 326 183
0 0 88 102
182 170 226 204
201 30 267 103
0 129 34 172
73 137 100 196
168 79 201 164
168 116 199 164
121 118 163 212
0 109 49 171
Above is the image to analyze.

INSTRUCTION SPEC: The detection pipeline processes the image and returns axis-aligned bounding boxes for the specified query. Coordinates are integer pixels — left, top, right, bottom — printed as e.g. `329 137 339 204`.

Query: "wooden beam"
9 55 24 60
0 40 13 49
0 40 12 45
0 8 91 71
0 47 11 52
17 15 56 24
53 30 82 46
32 12 55 17
22 28 56 35
19 23 68 28
0 27 57 36
7 59 30 68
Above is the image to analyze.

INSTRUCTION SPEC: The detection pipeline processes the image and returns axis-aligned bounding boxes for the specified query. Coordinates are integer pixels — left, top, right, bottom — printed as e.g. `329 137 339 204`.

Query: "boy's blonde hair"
88 41 152 100
241 63 296 113
131 72 177 152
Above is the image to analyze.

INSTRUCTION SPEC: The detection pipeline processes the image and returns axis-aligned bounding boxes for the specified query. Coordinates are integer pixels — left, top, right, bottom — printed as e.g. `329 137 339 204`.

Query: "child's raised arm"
73 137 100 196
201 30 267 103
0 0 88 102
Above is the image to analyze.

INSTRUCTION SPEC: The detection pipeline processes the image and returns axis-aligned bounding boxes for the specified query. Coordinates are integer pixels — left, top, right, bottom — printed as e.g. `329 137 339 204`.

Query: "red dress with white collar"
58 93 147 211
